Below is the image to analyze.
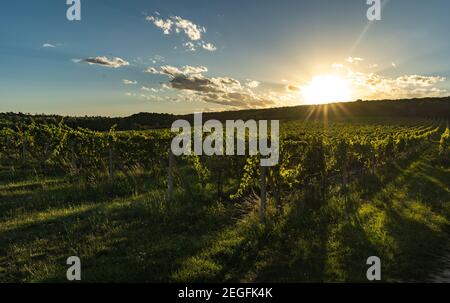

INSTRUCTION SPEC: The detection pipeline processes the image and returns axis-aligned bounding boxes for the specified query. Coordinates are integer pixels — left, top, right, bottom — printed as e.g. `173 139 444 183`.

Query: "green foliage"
0 116 449 283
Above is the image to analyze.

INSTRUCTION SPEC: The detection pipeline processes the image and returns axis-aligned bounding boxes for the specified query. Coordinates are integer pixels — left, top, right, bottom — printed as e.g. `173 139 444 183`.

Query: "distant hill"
1 97 449 131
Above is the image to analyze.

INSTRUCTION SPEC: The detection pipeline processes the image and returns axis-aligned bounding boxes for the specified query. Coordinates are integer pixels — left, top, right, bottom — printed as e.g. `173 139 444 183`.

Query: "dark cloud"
149 65 275 108
286 84 300 92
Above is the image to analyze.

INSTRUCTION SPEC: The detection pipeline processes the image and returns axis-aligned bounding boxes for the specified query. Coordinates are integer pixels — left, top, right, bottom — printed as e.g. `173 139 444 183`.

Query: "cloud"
141 86 159 93
246 80 260 88
146 14 216 52
346 69 446 99
183 42 197 51
146 16 173 34
152 55 165 63
148 65 208 77
75 56 130 68
145 67 159 74
344 58 446 99
42 43 56 48
202 42 217 52
183 41 217 52
132 55 165 66
172 16 206 41
346 57 364 64
179 65 208 75
332 63 344 69
147 15 205 40
395 75 445 87
199 91 275 108
148 65 275 108
290 60 447 103
123 79 137 85
286 84 300 92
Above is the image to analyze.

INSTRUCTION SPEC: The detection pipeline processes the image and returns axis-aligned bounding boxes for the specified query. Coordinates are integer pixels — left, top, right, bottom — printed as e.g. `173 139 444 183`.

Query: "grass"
0 146 449 282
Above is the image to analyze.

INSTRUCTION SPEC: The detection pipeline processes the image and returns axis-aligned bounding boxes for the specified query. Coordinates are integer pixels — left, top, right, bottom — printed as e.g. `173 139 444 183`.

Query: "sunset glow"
301 75 352 105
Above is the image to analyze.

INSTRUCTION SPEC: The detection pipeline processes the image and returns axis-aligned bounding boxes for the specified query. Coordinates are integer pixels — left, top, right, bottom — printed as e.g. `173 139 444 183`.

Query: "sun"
301 75 352 105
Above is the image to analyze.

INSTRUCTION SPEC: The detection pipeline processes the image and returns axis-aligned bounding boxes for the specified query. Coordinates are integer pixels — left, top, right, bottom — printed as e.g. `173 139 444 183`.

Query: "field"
0 115 449 282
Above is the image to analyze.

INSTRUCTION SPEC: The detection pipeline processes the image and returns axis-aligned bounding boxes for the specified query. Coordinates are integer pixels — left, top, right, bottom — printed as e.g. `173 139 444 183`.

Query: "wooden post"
108 147 114 180
167 150 174 201
70 142 77 173
43 142 50 174
268 170 282 216
371 153 376 174
260 165 267 222
22 136 27 164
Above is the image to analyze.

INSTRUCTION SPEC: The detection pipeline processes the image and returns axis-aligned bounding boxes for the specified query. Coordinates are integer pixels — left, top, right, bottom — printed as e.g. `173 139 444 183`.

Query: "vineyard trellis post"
167 149 175 201
260 164 267 222
268 170 282 216
22 136 27 165
43 142 50 174
70 142 77 174
108 147 114 181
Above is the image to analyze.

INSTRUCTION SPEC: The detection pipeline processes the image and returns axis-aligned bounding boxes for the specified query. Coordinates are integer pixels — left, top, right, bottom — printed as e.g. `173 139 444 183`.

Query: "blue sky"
0 0 449 116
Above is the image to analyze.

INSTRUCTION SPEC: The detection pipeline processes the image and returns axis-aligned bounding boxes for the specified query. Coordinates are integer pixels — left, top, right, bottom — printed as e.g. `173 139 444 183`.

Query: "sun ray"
349 0 392 55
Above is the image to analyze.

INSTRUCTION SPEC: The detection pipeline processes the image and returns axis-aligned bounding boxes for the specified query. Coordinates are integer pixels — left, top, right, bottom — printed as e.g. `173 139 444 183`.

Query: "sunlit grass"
0 145 448 282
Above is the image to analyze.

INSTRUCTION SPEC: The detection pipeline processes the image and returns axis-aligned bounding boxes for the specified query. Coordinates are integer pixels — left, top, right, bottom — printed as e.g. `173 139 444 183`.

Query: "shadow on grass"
358 148 450 281
0 187 238 282
241 146 449 282
0 146 447 282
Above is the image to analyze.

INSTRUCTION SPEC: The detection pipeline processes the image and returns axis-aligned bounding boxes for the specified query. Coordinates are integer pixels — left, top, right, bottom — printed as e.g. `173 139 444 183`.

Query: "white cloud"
346 69 446 99
246 80 260 88
172 16 205 41
123 79 137 85
291 61 447 103
180 65 208 75
146 14 216 52
75 56 130 68
141 86 159 93
155 65 208 77
202 42 217 52
332 63 344 69
152 55 165 63
146 15 205 40
183 42 197 51
132 55 165 66
146 16 173 34
346 57 364 64
42 43 56 48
